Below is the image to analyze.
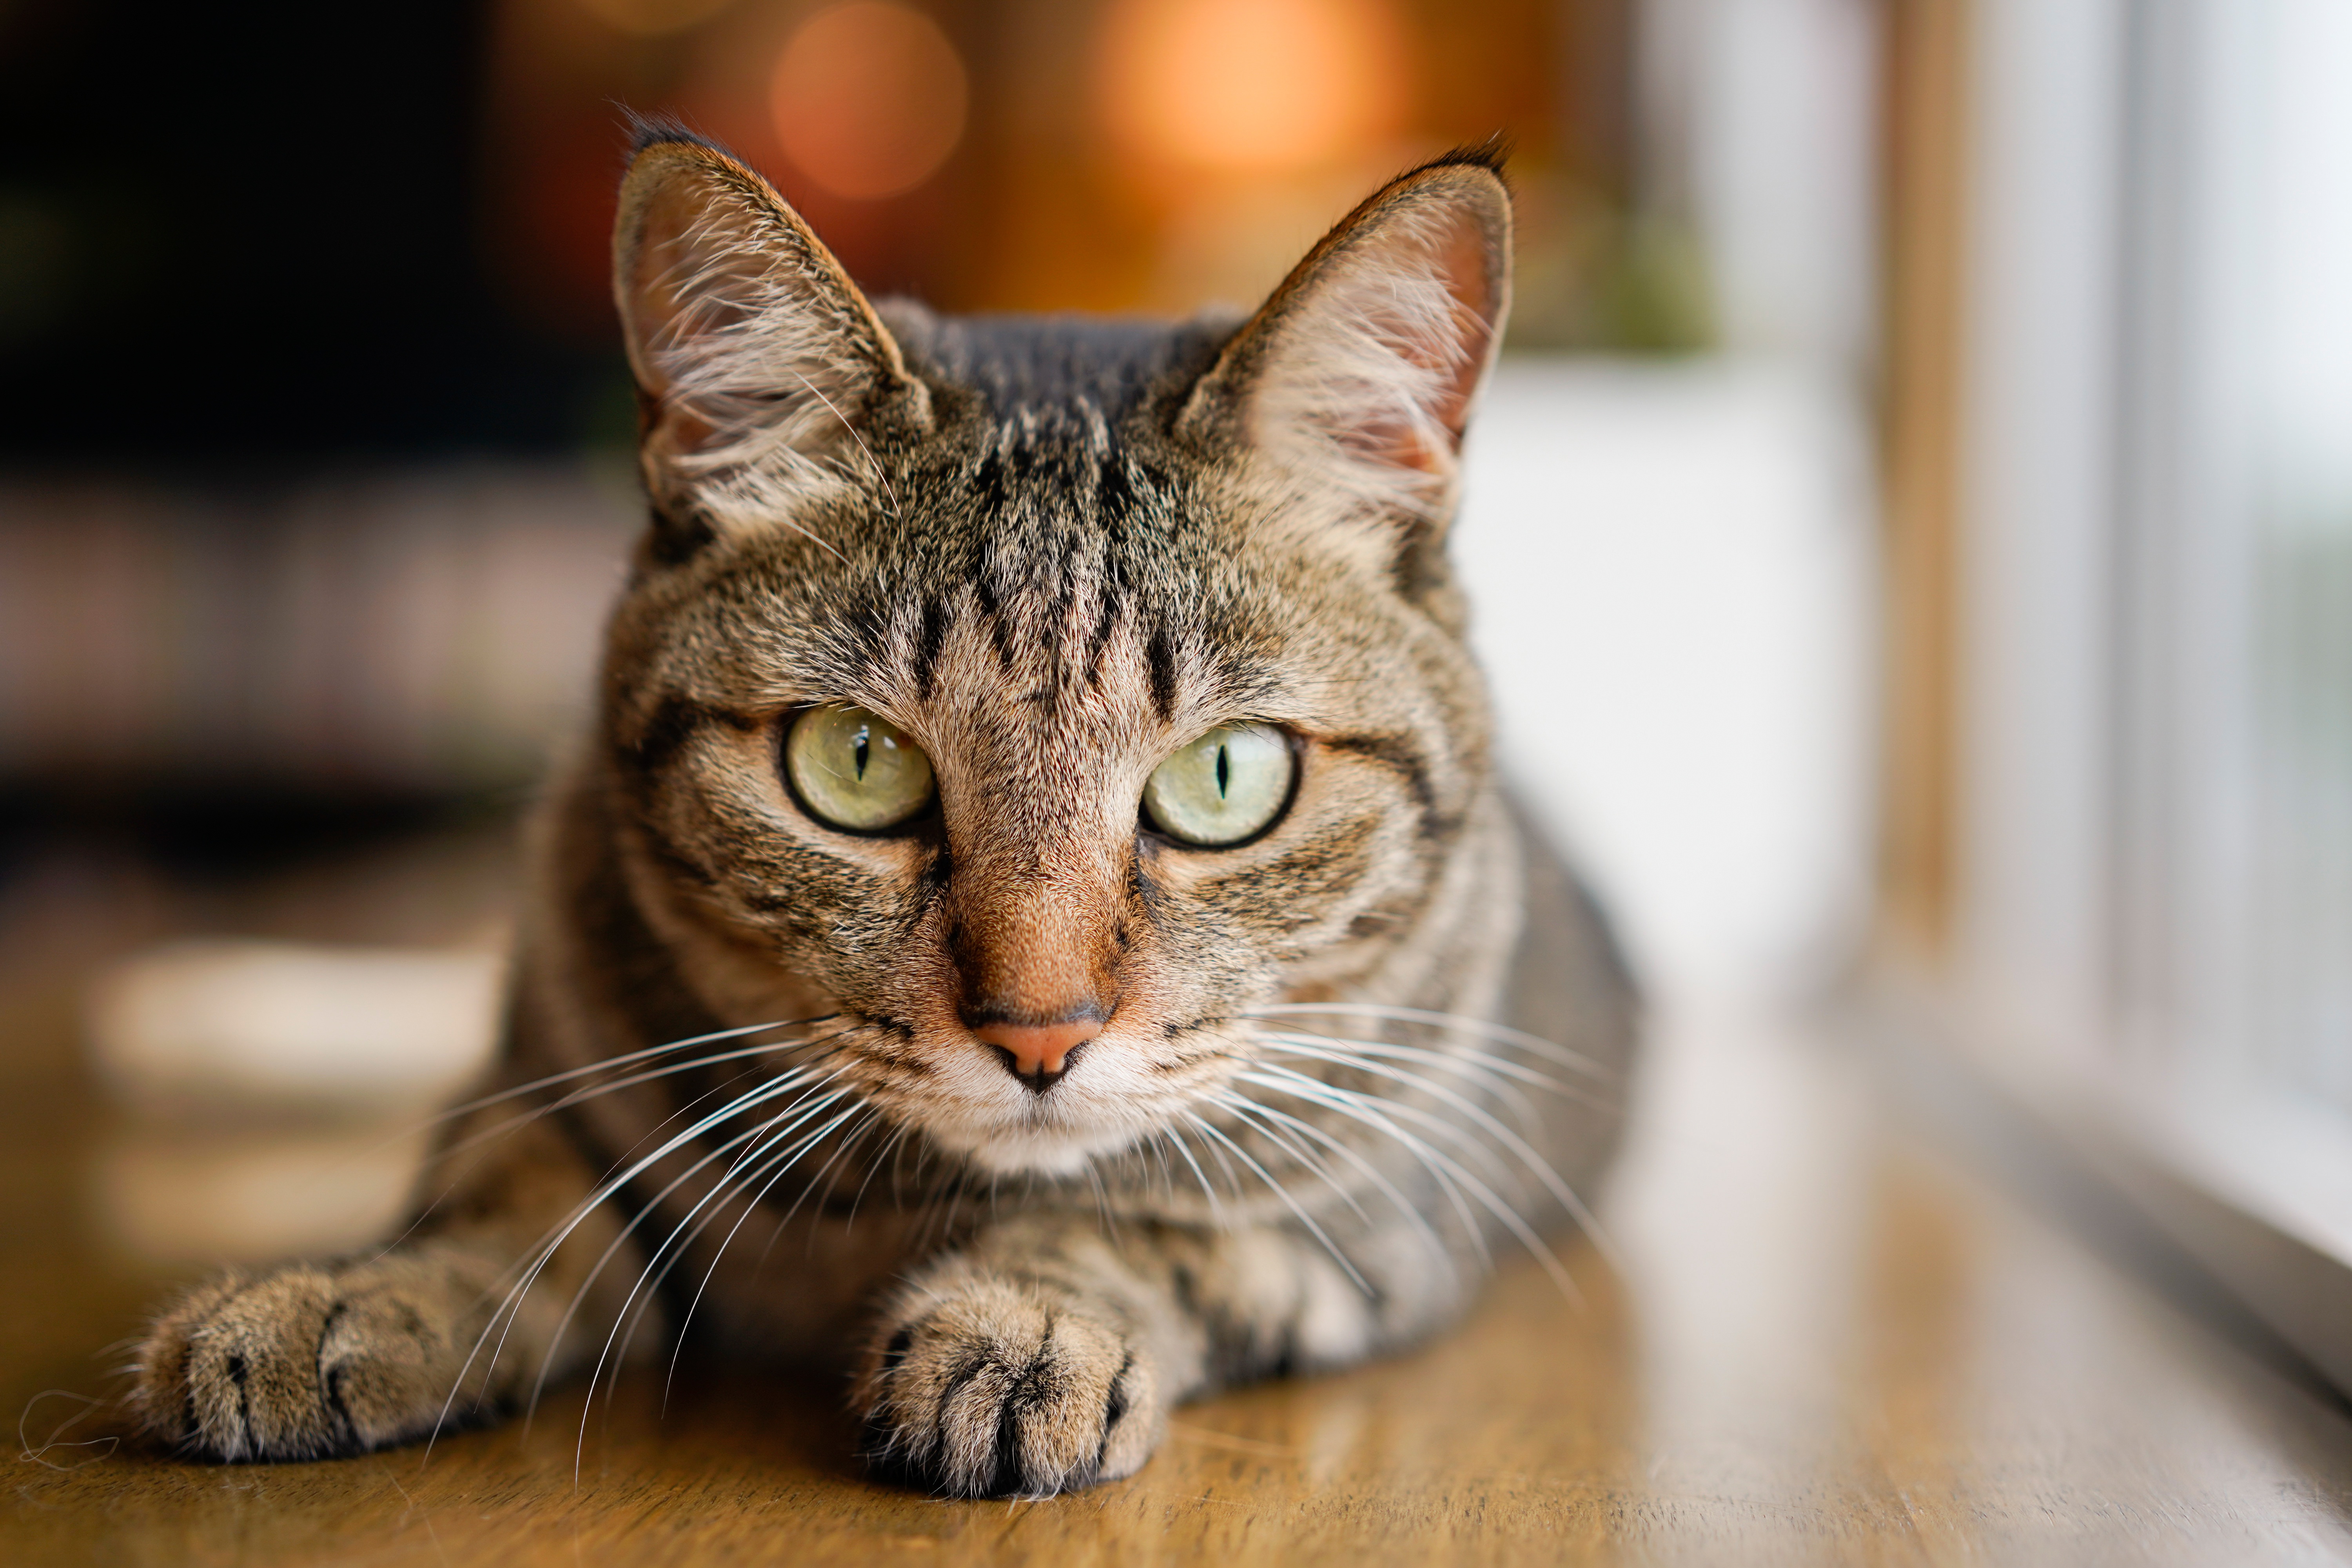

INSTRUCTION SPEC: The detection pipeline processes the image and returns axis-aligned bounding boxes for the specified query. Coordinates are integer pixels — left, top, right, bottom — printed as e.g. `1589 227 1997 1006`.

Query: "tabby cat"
130 126 1639 1497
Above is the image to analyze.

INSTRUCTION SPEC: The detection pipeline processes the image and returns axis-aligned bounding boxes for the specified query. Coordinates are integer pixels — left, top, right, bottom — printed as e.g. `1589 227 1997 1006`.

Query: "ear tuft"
612 132 921 520
624 110 728 161
1182 155 1513 524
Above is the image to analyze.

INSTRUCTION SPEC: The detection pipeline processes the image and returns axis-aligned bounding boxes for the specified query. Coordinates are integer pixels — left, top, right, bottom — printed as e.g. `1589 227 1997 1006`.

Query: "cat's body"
132 129 1639 1497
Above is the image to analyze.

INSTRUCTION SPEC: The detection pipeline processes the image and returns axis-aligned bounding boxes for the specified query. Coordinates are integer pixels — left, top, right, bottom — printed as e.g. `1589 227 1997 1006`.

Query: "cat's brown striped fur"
129 127 1639 1497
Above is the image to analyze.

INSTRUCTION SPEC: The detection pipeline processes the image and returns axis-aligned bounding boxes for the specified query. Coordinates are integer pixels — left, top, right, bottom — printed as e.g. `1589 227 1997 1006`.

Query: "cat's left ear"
1178 150 1512 528
612 127 927 522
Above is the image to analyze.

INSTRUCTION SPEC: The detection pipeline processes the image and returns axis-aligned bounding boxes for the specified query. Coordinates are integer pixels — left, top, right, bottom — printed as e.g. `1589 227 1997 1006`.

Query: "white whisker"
1210 1092 1453 1269
434 1018 835 1128
546 1082 859 1425
1249 1047 1521 1187
1236 1069 1585 1300
1258 1028 1559 1090
1241 1003 1612 1079
788 366 902 527
417 1030 840 1183
1234 1073 1490 1266
845 1114 920 1227
577 1094 866 1450
1249 1030 1551 1131
508 1097 833 1432
426 1058 848 1455
1180 1112 1369 1294
1245 1046 1621 1274
1162 1121 1229 1227
366 1022 840 1260
1209 1095 1368 1227
534 1078 860 1440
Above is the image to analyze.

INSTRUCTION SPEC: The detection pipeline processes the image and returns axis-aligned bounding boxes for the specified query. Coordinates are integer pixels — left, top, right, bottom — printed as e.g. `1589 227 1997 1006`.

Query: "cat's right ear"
613 129 927 537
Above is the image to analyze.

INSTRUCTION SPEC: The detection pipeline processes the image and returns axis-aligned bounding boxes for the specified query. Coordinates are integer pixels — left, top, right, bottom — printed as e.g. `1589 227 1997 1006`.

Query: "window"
1956 0 2352 1380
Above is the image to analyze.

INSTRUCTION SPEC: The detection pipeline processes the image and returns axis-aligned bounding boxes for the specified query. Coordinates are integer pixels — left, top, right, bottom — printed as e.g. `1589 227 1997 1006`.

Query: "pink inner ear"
1419 211 1501 448
1323 200 1502 480
624 181 762 456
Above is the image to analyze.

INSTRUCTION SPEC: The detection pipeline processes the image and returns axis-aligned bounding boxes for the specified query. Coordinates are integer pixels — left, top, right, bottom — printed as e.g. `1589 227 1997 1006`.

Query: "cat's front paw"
134 1257 494 1462
857 1278 1161 1497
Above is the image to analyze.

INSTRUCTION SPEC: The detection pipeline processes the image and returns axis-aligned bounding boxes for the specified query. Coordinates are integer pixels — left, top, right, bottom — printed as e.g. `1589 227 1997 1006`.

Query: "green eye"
1142 724 1295 847
784 706 936 832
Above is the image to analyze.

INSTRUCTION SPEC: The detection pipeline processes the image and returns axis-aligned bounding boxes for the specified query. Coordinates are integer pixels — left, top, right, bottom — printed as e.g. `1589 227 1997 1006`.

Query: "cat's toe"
858 1281 1160 1497
137 1264 353 1460
135 1261 479 1462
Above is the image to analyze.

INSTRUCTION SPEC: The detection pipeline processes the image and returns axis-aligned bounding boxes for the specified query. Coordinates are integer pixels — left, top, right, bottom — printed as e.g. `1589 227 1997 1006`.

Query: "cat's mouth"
888 1024 1220 1178
930 1118 1140 1178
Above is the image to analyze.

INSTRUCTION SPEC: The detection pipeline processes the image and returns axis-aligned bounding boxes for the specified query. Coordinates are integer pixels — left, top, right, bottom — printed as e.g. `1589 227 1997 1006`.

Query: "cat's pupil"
854 726 871 780
1216 743 1230 799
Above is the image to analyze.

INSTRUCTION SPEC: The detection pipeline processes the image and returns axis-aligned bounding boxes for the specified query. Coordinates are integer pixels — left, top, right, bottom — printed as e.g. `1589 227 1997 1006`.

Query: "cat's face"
601 134 1510 1176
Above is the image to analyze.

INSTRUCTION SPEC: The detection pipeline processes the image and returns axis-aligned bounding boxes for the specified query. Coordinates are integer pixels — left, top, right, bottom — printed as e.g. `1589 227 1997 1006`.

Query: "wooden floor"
7 834 2352 1565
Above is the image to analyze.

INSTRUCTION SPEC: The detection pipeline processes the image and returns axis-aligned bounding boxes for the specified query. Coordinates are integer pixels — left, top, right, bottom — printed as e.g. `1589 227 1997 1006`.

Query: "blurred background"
4 0 2352 1463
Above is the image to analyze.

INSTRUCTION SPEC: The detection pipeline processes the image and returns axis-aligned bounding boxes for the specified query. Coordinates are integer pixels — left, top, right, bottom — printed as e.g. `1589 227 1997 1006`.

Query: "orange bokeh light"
769 2 969 202
1096 0 1410 176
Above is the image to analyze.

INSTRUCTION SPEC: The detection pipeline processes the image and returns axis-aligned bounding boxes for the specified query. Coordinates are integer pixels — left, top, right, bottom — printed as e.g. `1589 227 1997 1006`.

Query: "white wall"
1456 360 1875 1007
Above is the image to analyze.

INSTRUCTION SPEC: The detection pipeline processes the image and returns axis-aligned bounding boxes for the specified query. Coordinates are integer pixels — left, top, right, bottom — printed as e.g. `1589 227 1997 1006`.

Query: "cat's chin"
925 1120 1144 1179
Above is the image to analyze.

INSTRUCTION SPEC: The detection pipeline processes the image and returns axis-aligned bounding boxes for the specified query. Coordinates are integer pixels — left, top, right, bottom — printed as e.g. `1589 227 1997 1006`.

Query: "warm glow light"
769 2 968 201
1097 0 1408 175
574 0 737 38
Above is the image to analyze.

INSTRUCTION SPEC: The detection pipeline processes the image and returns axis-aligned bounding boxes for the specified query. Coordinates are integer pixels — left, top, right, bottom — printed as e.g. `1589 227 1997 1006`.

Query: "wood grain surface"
6 838 2352 1566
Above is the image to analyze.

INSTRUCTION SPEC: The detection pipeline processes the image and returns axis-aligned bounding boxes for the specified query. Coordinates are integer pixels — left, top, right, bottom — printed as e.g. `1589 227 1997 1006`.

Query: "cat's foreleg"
131 1113 642 1461
854 1211 1464 1496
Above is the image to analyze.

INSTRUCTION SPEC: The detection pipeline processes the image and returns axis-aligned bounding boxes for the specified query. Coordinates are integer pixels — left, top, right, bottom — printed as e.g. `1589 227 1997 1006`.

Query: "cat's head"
599 127 1512 1176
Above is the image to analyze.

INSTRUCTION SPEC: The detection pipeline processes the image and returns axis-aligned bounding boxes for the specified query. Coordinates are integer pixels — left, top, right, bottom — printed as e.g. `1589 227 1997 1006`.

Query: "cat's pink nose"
972 1017 1102 1092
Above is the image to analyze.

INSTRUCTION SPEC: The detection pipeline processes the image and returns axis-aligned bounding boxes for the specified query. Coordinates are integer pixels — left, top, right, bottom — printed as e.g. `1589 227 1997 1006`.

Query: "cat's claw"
857 1279 1160 1497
